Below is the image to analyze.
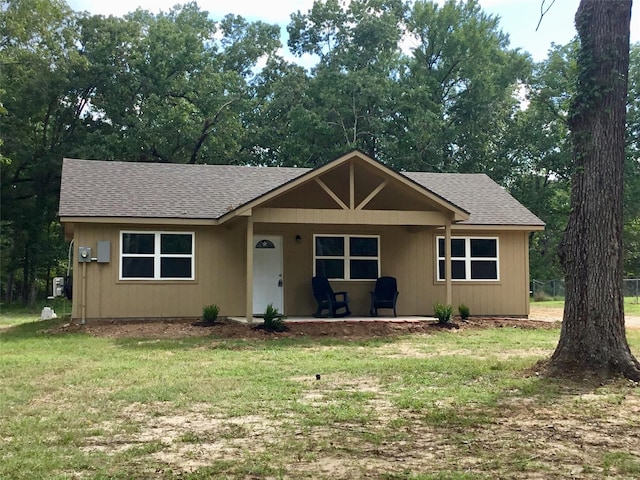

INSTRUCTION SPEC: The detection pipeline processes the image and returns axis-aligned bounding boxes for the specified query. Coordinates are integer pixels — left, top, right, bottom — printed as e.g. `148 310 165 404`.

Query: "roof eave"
59 216 219 226
449 223 546 231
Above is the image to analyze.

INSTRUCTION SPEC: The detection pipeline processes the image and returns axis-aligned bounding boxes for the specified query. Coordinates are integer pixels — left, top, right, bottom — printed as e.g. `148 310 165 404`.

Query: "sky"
66 0 640 62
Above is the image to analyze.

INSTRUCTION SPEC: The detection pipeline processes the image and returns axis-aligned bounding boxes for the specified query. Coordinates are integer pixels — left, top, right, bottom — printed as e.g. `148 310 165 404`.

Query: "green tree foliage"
394 0 530 174
284 0 407 164
246 57 318 166
276 0 529 170
0 0 281 302
625 44 640 276
1 0 85 302
77 3 281 164
504 43 577 281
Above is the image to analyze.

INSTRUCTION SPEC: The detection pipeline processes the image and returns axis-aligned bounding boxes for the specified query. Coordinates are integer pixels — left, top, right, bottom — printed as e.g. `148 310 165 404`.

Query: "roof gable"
217 150 470 223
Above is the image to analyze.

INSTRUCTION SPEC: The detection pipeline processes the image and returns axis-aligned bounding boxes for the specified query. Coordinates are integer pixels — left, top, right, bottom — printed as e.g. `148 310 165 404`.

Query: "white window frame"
119 231 195 281
313 234 380 280
436 236 499 282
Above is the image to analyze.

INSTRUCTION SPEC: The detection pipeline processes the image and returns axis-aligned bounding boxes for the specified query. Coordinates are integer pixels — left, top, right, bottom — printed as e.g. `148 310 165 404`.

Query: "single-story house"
58 150 544 322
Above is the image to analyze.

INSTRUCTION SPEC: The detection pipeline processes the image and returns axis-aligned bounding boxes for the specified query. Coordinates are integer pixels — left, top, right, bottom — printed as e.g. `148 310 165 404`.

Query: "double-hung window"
120 231 194 280
437 236 499 281
314 235 379 280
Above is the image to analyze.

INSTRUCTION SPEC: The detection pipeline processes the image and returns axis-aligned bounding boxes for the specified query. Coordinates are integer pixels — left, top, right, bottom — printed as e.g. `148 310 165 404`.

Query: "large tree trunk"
551 0 640 380
5 271 15 303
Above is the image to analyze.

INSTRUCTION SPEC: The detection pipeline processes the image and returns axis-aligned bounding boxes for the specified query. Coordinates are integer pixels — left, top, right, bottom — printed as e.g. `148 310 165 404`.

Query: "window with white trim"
437 236 499 281
120 231 195 280
314 235 379 280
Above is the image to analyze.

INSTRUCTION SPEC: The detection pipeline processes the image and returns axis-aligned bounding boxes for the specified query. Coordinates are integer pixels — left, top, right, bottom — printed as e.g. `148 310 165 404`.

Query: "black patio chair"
369 276 399 317
312 276 351 318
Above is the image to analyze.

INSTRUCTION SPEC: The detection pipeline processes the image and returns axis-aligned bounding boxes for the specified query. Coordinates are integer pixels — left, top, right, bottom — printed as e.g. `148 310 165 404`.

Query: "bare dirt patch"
81 385 640 479
528 305 565 322
82 402 282 471
529 304 640 328
49 316 557 340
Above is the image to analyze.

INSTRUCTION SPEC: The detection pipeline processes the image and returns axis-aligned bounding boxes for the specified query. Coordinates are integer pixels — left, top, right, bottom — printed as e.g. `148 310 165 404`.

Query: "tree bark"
5 271 14 303
552 0 640 380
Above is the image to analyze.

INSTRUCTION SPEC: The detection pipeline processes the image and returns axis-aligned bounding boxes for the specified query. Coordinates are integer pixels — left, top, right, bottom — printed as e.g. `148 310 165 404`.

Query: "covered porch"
221 152 469 322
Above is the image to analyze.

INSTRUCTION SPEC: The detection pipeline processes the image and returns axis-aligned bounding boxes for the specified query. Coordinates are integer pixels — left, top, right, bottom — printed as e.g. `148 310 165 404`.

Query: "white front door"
252 235 284 315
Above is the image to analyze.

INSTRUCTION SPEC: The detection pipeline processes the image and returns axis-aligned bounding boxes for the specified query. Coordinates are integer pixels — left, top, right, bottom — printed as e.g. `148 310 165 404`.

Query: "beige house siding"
70 221 531 320
70 222 247 320
424 230 531 316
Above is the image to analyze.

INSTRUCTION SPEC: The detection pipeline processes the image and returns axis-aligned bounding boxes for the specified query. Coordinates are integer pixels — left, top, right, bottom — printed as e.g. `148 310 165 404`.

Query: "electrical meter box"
78 246 92 262
52 277 64 297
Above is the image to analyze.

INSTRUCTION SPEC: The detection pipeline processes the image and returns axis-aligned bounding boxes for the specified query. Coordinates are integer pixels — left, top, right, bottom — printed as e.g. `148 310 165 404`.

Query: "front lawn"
1 312 640 479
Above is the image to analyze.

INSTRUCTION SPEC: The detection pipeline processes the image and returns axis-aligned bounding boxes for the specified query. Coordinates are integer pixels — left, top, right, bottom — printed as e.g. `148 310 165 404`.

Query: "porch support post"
445 221 452 306
246 216 254 323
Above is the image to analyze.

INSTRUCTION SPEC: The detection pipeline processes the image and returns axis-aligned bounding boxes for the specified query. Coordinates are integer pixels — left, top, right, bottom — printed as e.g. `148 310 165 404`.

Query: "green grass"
0 298 72 326
531 296 640 315
1 311 640 479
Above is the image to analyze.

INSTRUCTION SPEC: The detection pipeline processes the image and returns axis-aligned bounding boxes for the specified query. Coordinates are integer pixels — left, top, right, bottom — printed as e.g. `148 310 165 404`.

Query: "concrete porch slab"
228 315 438 325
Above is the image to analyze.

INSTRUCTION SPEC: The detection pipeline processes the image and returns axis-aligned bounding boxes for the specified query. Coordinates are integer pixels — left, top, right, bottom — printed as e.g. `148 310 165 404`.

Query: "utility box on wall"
52 277 64 297
97 241 111 263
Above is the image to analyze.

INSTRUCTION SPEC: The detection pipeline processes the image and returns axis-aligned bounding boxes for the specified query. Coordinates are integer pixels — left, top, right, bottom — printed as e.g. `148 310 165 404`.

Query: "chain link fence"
531 279 565 299
531 278 640 301
625 279 640 300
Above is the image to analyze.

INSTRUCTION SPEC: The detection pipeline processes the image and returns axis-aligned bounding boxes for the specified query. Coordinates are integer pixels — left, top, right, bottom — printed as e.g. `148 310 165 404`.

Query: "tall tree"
280 0 529 170
0 1 282 302
286 0 406 164
504 42 577 282
1 0 85 303
550 0 640 380
390 0 529 173
624 43 640 277
78 4 281 164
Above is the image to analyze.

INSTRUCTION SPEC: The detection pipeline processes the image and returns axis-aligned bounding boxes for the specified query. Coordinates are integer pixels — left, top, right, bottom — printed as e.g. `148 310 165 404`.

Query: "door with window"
252 235 284 315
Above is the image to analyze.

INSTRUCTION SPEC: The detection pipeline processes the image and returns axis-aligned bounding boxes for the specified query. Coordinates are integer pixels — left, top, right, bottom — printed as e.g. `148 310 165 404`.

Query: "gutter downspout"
246 217 254 324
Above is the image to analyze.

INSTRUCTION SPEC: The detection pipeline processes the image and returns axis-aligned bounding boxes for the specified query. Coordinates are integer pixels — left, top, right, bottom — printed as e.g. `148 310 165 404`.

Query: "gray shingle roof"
59 158 544 227
59 159 309 219
405 172 545 226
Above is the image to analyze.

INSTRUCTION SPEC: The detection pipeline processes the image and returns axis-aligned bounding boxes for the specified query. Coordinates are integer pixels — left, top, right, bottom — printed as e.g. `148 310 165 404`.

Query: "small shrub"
433 303 453 324
458 303 470 320
532 290 551 302
263 303 288 332
202 304 220 324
